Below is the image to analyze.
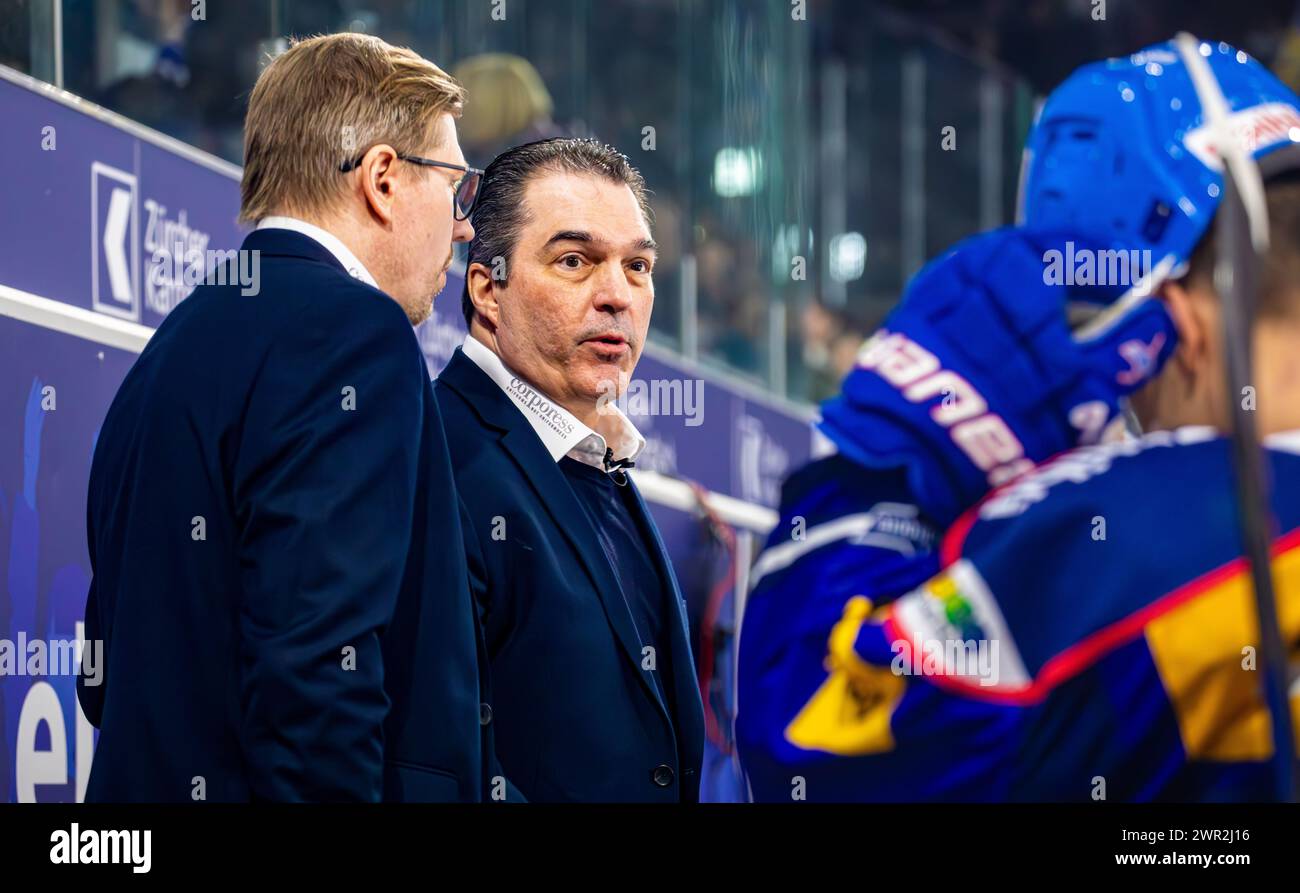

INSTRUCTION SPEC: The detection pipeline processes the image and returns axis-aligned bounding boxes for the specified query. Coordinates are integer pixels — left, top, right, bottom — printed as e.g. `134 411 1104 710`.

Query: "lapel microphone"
602 447 636 487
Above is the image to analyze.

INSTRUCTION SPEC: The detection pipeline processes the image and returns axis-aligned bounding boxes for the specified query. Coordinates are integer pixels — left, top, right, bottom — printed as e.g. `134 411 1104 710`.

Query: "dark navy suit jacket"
78 229 492 802
434 346 705 802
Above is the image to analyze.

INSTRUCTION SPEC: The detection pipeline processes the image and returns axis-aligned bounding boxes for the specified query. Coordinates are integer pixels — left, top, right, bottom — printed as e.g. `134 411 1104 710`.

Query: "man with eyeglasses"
334 152 484 298
78 33 507 802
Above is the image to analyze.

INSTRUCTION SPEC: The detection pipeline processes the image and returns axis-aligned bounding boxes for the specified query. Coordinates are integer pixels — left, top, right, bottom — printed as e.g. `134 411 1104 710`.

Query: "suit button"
651 764 674 787
479 703 493 726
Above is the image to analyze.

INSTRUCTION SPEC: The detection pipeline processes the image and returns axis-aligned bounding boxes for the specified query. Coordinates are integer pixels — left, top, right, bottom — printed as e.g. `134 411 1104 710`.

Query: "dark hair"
462 138 652 326
1182 169 1300 318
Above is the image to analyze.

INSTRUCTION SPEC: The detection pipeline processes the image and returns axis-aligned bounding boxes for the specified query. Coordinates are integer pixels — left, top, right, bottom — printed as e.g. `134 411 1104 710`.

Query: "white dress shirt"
461 334 646 471
256 215 380 289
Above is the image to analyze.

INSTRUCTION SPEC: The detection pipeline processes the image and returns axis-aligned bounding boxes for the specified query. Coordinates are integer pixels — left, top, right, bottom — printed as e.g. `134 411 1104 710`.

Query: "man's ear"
355 144 401 226
1157 277 1211 377
466 262 502 329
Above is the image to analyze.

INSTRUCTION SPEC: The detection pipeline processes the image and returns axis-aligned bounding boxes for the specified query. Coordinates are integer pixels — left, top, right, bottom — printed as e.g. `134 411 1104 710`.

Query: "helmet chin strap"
1176 31 1298 803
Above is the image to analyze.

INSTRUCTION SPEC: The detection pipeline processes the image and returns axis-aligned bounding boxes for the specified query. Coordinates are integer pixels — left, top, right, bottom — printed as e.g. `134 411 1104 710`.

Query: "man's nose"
453 216 475 244
592 261 633 313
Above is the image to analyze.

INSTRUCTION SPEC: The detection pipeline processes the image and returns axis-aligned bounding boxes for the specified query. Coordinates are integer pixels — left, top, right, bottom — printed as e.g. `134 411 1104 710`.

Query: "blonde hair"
239 33 466 224
451 53 553 147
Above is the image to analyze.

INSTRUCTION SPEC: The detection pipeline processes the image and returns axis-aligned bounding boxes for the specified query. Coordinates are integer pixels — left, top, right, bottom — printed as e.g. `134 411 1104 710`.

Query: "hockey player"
735 39 1300 801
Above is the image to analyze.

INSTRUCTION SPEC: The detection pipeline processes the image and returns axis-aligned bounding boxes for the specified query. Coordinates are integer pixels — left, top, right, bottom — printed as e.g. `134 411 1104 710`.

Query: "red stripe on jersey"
888 526 1300 706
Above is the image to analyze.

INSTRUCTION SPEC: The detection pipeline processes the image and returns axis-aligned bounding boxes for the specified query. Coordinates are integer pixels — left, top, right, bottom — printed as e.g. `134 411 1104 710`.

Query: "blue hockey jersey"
736 428 1300 801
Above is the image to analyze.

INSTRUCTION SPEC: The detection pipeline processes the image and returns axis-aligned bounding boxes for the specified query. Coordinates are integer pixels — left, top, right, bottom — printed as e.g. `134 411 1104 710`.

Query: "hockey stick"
1175 32 1298 802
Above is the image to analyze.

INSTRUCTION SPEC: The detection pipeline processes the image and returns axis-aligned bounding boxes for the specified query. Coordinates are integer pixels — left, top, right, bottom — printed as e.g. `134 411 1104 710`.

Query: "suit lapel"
441 350 668 715
501 427 664 705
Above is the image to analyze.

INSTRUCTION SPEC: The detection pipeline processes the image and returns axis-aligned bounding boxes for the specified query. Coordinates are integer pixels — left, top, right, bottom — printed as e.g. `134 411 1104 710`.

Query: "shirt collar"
461 334 646 469
256 216 379 289
1173 425 1300 455
1265 429 1300 455
1169 425 1300 455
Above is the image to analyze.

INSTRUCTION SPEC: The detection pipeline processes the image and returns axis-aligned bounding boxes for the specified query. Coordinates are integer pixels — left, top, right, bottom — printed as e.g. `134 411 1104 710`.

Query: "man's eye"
559 255 584 269
629 260 651 274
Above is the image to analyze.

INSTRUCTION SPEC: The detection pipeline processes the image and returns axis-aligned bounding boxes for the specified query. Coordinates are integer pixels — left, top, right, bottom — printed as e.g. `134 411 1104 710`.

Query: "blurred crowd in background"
5 0 1300 405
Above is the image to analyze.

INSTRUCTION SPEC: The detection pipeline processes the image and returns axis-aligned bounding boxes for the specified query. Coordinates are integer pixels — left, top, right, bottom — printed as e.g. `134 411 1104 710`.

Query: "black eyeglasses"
339 153 484 221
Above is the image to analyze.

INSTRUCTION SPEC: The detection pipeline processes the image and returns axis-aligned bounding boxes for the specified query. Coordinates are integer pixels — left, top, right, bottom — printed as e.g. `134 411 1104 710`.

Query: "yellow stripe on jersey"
1145 541 1300 762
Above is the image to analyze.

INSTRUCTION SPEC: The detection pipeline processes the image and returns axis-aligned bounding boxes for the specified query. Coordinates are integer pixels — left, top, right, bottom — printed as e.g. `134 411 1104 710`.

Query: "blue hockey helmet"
1021 39 1300 291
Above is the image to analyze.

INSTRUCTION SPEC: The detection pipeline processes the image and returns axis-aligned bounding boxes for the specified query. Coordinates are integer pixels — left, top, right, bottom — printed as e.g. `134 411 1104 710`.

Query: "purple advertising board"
0 65 815 801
